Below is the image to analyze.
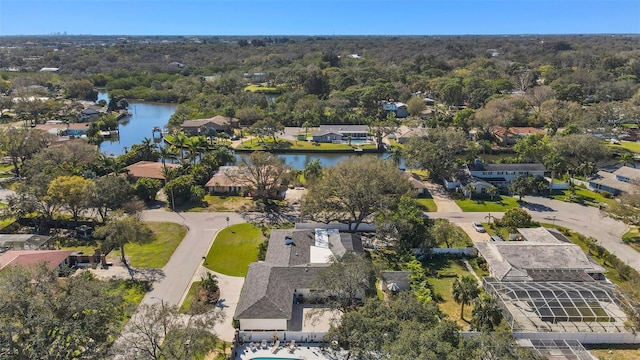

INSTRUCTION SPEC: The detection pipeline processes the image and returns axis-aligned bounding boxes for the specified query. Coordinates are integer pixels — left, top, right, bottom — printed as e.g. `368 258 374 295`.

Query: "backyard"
62 221 187 268
235 138 377 151
425 257 480 328
204 223 265 277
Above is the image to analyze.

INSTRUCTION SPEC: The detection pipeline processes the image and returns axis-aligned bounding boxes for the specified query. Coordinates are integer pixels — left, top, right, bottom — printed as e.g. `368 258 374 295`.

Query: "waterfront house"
180 115 239 136
464 159 546 190
311 125 369 143
205 166 250 195
123 161 180 181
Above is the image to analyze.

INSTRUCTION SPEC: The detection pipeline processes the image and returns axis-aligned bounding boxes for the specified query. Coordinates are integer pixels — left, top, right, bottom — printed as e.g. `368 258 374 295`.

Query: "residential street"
139 209 245 308
429 195 639 273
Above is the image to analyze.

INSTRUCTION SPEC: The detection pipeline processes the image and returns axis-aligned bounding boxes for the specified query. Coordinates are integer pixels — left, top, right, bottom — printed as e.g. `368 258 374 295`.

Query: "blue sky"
1 0 638 36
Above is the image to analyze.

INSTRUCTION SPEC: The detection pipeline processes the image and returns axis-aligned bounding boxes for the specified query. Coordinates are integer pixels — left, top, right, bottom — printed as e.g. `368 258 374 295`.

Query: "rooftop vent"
284 236 294 246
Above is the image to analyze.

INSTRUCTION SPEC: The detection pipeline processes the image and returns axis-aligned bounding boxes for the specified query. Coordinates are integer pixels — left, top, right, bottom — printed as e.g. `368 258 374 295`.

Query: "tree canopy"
302 156 412 231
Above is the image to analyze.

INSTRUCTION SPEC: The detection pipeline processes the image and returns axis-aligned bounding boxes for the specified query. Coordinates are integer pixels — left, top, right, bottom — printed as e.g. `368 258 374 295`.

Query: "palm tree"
173 132 187 160
452 275 479 322
386 146 403 168
618 152 636 168
471 295 502 331
544 153 566 192
486 185 499 200
464 184 476 199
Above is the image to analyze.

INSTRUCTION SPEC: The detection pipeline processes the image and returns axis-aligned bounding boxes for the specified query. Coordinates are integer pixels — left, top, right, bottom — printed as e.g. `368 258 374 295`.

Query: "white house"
234 229 363 331
465 159 546 190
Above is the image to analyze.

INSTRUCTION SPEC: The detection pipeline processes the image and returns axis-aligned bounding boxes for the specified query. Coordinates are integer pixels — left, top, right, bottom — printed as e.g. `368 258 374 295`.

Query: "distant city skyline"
1 0 639 36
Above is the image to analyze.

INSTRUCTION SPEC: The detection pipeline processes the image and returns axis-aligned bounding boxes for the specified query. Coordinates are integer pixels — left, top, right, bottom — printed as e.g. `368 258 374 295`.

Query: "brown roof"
491 126 547 138
0 250 73 270
404 172 428 189
124 161 180 180
181 115 239 129
205 166 250 188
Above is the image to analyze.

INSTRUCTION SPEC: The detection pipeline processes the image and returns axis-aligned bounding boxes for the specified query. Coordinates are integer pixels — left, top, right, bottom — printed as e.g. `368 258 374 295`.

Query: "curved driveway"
430 195 640 273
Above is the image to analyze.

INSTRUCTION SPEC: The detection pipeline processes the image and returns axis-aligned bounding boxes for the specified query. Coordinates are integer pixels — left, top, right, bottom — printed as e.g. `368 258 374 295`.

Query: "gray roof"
380 271 411 283
235 229 362 320
476 228 605 281
0 234 52 251
266 229 362 266
234 263 323 319
311 130 343 137
318 125 369 133
589 170 632 193
467 162 546 172
613 165 640 180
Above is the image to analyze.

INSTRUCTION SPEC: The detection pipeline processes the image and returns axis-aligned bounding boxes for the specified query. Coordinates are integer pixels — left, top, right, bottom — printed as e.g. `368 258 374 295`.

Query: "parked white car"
472 222 486 233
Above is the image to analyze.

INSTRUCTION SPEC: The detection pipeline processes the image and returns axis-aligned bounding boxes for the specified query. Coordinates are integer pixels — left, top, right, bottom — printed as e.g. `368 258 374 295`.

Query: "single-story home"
491 126 547 145
235 228 362 331
205 166 250 195
35 122 91 137
589 166 640 195
180 115 239 136
393 125 429 144
0 250 74 271
404 172 429 197
311 125 370 143
78 106 104 122
123 161 180 181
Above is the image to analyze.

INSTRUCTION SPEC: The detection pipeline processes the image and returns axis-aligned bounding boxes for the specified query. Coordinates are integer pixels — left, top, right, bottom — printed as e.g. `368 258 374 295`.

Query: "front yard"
191 195 254 212
549 188 616 208
110 222 188 268
204 223 266 277
455 195 520 212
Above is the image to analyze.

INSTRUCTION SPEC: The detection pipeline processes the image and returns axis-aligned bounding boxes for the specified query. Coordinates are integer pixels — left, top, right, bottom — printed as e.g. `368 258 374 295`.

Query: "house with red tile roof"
0 250 73 271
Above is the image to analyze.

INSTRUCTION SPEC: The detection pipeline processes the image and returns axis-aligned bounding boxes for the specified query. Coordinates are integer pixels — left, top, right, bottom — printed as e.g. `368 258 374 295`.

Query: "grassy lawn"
415 197 437 212
455 196 520 212
549 188 616 208
236 138 377 151
111 222 187 268
425 257 478 328
191 195 254 212
244 84 282 94
611 140 640 154
622 226 640 253
590 347 640 360
180 281 201 314
204 223 265 277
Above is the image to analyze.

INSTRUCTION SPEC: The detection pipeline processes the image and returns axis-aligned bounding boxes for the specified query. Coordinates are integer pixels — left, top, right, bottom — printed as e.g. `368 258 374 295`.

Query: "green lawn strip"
622 226 640 253
236 138 377 151
244 84 282 94
415 198 437 212
611 141 640 153
549 188 615 208
455 196 519 212
425 257 478 327
180 281 201 313
204 223 265 277
111 222 187 268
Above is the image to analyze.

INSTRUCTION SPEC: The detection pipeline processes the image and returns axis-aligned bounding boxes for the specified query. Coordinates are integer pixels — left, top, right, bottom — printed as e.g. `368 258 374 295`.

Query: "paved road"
140 210 245 307
430 195 640 273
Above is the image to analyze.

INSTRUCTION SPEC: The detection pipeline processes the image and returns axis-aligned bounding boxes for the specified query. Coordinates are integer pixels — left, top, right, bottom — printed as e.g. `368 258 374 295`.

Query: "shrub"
601 191 613 198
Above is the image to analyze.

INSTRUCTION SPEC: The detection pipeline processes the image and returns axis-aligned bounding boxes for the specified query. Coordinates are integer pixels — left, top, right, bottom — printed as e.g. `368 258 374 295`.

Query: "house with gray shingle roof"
234 228 362 331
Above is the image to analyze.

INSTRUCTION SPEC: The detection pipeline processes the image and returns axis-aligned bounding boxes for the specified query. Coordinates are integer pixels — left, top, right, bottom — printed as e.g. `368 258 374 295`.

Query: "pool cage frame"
483 278 629 333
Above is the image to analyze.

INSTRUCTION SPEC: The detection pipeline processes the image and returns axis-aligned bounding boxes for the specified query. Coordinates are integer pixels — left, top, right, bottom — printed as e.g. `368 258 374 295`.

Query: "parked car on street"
472 222 486 233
